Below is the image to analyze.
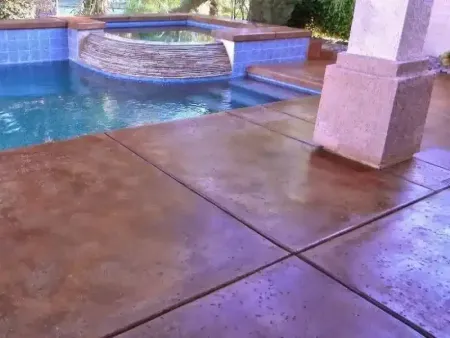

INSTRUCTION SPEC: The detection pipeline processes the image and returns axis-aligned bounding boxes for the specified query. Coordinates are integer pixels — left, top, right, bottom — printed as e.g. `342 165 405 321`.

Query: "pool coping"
0 14 311 42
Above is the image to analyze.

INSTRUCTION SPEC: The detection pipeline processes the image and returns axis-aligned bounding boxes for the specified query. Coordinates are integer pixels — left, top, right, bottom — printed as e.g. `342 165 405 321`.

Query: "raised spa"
79 25 231 80
71 16 311 82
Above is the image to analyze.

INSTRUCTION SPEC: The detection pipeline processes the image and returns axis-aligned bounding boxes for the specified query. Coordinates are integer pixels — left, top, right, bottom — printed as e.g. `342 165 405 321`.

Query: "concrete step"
246 63 326 92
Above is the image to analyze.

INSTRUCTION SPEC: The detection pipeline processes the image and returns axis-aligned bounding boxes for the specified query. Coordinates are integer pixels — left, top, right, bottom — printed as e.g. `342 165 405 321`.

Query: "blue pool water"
0 61 305 151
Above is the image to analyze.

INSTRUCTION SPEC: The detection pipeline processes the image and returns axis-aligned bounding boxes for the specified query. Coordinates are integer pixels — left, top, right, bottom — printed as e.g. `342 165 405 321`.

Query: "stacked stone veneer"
79 33 232 79
0 28 67 64
424 0 450 56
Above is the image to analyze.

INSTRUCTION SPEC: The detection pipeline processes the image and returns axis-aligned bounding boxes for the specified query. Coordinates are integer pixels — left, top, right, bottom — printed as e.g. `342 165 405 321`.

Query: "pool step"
229 78 309 101
208 86 275 108
187 94 226 112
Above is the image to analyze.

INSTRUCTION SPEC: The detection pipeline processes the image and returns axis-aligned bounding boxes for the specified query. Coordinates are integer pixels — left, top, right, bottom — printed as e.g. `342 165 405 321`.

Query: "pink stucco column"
314 0 435 169
424 0 450 57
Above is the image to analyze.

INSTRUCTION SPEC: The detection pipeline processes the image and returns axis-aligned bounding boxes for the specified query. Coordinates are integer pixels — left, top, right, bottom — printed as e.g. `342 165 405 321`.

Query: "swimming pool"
106 26 216 44
0 61 308 151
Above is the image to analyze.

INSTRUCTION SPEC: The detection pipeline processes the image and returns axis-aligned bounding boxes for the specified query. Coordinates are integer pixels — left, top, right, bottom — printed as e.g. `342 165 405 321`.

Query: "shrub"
287 0 321 28
0 0 35 19
77 0 109 15
288 0 355 40
316 0 355 40
440 51 450 67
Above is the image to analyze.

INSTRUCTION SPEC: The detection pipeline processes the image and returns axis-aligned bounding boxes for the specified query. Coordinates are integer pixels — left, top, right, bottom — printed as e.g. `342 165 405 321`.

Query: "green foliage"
125 0 249 20
248 0 297 25
126 0 182 13
440 51 450 67
0 0 354 41
287 0 321 28
207 0 250 20
317 0 355 40
78 0 109 15
288 0 355 40
0 0 35 19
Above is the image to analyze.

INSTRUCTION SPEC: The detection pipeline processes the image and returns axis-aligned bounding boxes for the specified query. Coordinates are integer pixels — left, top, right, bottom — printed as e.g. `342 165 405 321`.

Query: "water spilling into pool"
106 26 216 44
0 61 307 151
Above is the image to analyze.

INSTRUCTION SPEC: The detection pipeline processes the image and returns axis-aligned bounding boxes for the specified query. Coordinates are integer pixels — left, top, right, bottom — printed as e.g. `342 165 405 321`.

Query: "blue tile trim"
0 28 68 65
231 38 310 76
104 20 228 30
186 20 227 30
72 59 234 83
247 73 321 95
105 20 188 28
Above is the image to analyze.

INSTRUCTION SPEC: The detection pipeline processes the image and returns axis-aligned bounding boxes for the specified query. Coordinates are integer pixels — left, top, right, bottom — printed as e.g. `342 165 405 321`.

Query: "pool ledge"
0 14 311 41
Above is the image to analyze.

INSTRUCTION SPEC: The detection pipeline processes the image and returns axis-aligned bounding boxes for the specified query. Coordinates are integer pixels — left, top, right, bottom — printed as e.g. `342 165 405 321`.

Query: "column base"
314 53 435 169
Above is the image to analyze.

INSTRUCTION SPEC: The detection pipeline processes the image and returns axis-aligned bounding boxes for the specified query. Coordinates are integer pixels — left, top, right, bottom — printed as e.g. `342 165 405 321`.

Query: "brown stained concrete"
247 60 332 91
0 18 67 29
118 258 420 338
109 113 430 251
387 158 450 190
212 26 311 42
261 95 320 123
227 105 315 145
416 75 450 168
303 189 450 337
1 59 449 337
0 134 285 337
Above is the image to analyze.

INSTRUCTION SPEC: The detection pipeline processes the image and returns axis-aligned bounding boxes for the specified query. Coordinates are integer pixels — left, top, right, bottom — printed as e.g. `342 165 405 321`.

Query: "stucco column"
424 0 450 57
314 0 435 169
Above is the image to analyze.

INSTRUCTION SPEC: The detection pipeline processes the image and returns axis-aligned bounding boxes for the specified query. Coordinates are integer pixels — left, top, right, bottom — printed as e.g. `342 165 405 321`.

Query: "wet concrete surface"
303 190 450 337
227 105 315 145
387 157 450 190
0 68 449 337
0 135 284 337
247 61 331 91
118 258 421 338
260 96 320 123
109 114 430 252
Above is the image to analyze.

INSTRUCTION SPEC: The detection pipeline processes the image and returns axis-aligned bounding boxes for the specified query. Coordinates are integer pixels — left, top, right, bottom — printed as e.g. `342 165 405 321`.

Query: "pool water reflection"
0 61 284 150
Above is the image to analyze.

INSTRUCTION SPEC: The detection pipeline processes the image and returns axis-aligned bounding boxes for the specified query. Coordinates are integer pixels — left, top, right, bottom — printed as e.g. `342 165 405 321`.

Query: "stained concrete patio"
0 69 449 337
